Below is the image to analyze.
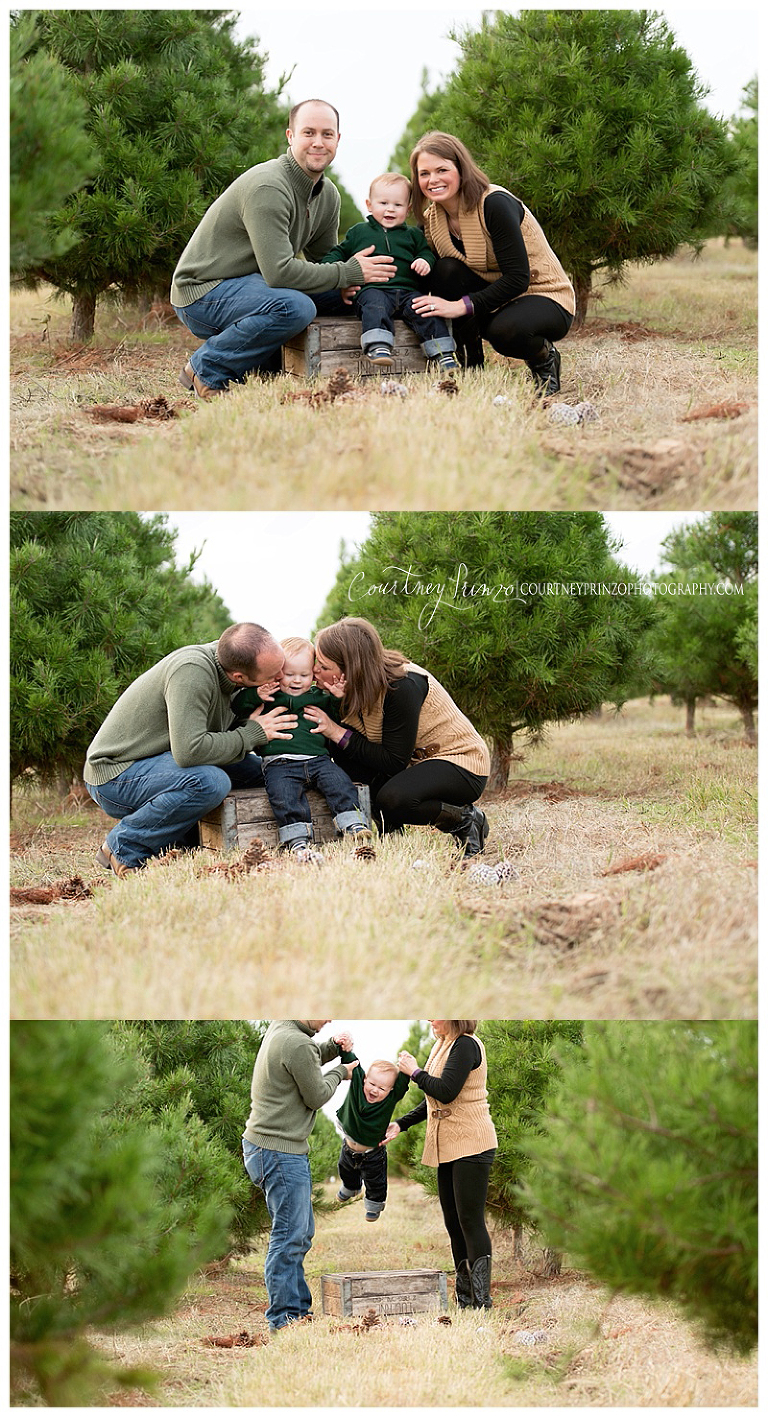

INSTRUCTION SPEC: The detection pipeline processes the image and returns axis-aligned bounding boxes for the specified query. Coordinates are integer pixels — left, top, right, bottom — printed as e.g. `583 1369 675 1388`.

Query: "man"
83 622 296 876
170 99 397 396
242 1020 358 1332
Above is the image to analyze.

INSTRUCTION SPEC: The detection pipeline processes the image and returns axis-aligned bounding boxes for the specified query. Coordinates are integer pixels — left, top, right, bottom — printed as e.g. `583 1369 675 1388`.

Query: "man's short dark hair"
217 623 274 674
289 99 340 132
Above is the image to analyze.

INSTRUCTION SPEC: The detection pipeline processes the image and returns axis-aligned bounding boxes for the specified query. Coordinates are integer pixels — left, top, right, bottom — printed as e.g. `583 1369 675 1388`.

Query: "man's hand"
354 245 397 284
254 704 298 740
411 257 431 277
343 1059 359 1080
380 1121 401 1145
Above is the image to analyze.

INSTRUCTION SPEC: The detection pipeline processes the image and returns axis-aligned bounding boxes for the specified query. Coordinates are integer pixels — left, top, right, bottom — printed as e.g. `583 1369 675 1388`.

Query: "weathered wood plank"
321 1268 448 1317
199 783 371 852
282 316 429 380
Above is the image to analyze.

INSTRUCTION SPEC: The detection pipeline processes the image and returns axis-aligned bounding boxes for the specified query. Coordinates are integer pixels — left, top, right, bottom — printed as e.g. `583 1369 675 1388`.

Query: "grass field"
9 239 757 511
10 699 756 1022
37 1178 755 1408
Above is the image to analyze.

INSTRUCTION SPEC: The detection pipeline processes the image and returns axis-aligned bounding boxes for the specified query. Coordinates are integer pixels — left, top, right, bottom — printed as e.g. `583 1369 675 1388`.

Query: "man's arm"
289 1039 349 1110
241 183 364 292
164 663 267 767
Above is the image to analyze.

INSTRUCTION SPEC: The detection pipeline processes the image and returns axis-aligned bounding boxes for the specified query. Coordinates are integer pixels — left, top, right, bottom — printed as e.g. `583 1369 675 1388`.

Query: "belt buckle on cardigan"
432 1106 452 1120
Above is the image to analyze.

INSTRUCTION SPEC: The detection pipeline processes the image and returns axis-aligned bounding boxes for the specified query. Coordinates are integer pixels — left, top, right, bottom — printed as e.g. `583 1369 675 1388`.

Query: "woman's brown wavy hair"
409 131 491 225
314 617 408 718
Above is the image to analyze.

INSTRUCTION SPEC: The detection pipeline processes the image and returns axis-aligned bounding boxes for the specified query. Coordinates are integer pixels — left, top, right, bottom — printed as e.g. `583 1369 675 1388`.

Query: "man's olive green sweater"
243 1021 347 1154
83 642 267 787
171 151 365 307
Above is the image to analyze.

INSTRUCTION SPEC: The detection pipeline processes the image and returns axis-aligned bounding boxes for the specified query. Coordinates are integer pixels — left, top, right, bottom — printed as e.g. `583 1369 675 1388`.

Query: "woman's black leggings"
430 255 572 362
437 1148 496 1267
370 759 487 831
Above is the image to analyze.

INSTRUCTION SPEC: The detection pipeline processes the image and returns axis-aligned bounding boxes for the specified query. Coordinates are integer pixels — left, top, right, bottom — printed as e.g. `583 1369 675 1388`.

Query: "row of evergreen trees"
388 9 757 323
9 9 362 341
10 511 757 799
10 1019 757 1402
10 10 757 340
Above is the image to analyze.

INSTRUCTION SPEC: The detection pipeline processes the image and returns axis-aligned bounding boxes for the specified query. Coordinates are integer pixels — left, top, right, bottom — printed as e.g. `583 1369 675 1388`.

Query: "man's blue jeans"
85 751 265 868
173 276 347 389
263 755 367 845
242 1141 315 1330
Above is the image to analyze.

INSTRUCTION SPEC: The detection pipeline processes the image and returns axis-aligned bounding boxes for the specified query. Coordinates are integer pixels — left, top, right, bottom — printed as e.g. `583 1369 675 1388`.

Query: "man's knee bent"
281 290 317 334
182 765 233 813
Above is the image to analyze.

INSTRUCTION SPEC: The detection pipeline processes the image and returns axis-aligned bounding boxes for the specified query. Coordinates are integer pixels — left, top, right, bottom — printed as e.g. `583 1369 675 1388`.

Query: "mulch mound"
200 1331 268 1349
10 875 93 905
681 400 751 421
88 395 189 422
601 851 667 876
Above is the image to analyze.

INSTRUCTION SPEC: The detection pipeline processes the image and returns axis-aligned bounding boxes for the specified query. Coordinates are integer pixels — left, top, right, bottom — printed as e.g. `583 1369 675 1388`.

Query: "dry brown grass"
79 1179 757 1407
10 700 756 1022
9 240 756 511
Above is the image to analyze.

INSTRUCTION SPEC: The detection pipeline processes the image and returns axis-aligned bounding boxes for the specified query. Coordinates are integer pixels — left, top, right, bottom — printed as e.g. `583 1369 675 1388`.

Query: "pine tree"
10 10 97 271
10 512 231 794
114 1022 270 1254
432 8 737 323
651 513 758 739
10 1022 230 1404
22 10 286 340
723 78 758 247
316 512 657 790
521 1021 758 1356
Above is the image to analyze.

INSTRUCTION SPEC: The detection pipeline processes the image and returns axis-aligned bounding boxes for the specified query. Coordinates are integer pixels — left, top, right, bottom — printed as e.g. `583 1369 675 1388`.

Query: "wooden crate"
321 1269 448 1318
199 783 371 852
282 316 428 380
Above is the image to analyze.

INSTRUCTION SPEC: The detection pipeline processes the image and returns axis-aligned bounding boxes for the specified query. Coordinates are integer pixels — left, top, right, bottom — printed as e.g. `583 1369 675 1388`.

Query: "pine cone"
362 1308 381 1328
436 377 459 396
326 366 356 400
354 843 377 862
241 837 272 869
138 395 176 419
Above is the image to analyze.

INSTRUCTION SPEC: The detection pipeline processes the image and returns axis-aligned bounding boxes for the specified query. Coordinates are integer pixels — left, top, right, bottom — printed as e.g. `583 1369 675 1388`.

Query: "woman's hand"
380 1121 401 1145
411 294 467 321
398 1050 419 1076
303 705 346 742
333 1031 353 1052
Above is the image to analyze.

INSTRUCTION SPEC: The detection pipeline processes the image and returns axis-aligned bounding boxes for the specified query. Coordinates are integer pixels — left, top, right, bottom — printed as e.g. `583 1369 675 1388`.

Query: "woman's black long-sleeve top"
395 1035 482 1132
329 670 428 782
450 190 531 319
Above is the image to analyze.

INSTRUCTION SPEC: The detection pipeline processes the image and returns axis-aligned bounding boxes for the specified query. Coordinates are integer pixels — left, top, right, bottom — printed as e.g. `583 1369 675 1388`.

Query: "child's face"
279 648 315 694
363 1068 394 1104
367 182 410 228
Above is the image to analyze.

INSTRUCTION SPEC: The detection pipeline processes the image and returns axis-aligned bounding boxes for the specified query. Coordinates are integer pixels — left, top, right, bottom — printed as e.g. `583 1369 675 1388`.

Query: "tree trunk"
541 1248 562 1278
685 697 696 736
489 739 513 793
513 1225 524 1261
739 704 757 744
70 290 96 344
571 273 593 331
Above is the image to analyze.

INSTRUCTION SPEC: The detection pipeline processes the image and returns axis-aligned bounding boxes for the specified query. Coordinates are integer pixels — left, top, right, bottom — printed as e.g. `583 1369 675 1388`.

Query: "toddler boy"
321 172 458 370
335 1051 410 1220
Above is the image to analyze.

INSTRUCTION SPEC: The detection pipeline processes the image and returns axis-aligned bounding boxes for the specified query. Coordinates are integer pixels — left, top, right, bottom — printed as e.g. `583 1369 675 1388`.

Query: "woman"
409 131 575 393
303 617 490 856
384 1020 497 1309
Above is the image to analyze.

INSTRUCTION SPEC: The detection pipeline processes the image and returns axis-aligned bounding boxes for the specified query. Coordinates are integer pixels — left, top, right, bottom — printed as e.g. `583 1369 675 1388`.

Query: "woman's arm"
390 1098 428 1131
412 1035 482 1103
332 671 428 777
465 191 530 318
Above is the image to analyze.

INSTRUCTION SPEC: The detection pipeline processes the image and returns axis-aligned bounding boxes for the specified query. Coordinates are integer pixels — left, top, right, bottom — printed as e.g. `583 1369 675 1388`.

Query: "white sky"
237 2 759 209
162 511 703 635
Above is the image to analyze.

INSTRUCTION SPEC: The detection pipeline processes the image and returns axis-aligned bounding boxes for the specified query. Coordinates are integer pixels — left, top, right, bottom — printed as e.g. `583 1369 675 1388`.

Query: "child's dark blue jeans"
355 286 455 359
263 755 367 846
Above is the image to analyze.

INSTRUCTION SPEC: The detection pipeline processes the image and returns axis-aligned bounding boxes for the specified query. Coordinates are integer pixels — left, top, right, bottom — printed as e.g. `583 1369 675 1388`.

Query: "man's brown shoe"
179 361 224 399
95 842 135 878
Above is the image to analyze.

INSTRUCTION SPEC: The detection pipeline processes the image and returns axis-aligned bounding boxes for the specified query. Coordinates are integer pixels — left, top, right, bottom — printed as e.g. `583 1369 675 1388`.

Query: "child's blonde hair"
369 171 411 199
280 636 315 659
367 1059 399 1083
